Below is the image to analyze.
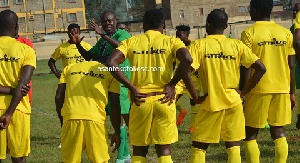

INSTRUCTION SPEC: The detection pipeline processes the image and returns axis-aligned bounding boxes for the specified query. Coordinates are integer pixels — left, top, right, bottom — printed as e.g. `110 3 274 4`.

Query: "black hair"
143 9 164 29
68 23 80 33
207 9 228 28
100 10 116 18
175 24 190 34
250 0 273 17
0 10 18 32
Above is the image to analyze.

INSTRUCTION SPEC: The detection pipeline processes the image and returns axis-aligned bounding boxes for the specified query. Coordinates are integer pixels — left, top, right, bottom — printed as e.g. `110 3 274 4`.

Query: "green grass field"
2 59 300 162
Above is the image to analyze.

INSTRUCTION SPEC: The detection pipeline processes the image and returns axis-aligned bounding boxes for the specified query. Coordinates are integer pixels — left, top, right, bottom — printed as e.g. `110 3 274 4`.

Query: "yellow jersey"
295 12 300 29
60 61 120 124
189 35 258 112
241 21 295 94
51 41 92 68
0 36 36 113
117 30 186 93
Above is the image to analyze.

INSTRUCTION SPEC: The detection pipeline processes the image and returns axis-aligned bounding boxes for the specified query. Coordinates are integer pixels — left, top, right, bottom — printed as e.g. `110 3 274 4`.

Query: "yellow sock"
226 146 241 163
132 156 146 163
274 137 288 163
176 100 185 113
244 140 260 163
190 147 206 163
158 155 173 163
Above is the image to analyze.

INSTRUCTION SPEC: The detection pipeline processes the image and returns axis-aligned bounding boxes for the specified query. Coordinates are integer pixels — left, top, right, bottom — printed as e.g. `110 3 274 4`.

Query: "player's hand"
290 93 296 110
129 86 147 106
0 113 11 130
110 132 121 152
10 84 31 96
90 20 104 35
70 28 84 44
159 84 176 106
196 93 208 104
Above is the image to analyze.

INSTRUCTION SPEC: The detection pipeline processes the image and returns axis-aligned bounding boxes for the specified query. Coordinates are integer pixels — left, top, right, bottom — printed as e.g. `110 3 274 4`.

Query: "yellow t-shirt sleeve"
241 30 252 49
108 78 120 94
287 32 295 55
116 39 129 59
295 12 300 29
240 43 259 68
23 46 36 68
59 66 69 84
171 38 186 58
51 46 62 61
82 42 92 51
188 42 200 70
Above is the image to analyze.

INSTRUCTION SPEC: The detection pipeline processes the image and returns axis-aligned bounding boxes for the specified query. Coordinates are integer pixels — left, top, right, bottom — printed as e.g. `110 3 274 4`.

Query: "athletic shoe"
124 154 131 163
176 109 187 126
58 143 61 149
189 126 194 134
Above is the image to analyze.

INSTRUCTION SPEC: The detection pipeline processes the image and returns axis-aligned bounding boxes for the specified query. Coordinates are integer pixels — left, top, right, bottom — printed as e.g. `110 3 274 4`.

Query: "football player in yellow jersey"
292 4 300 130
189 9 266 163
105 9 198 163
240 0 295 163
0 10 36 163
174 24 201 133
55 61 121 163
48 23 92 79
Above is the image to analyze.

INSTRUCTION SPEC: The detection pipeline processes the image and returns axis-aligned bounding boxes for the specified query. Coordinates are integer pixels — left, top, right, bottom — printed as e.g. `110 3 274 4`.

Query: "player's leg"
189 98 199 133
7 111 30 163
221 104 245 163
268 94 291 163
191 141 209 163
129 97 153 162
175 94 187 126
118 87 131 163
296 94 300 129
85 120 110 163
61 120 84 163
0 111 7 162
191 107 224 163
152 95 178 162
243 93 272 163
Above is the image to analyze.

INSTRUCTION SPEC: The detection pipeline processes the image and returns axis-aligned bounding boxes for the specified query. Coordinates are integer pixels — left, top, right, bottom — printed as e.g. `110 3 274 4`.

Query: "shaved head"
0 9 18 36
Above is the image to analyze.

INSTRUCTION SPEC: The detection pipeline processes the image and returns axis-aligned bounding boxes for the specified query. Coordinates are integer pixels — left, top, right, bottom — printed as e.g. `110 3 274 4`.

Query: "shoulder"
116 29 131 37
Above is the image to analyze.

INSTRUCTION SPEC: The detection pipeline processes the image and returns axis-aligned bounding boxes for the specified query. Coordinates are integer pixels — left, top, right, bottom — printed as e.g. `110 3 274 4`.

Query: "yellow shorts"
175 75 201 97
244 93 291 128
129 95 178 146
192 103 245 143
61 120 109 163
0 110 30 159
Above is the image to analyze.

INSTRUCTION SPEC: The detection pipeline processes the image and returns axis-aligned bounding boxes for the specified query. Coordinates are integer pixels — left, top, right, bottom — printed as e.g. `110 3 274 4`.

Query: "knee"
133 146 149 157
270 126 285 140
245 126 259 140
192 141 209 150
155 144 171 157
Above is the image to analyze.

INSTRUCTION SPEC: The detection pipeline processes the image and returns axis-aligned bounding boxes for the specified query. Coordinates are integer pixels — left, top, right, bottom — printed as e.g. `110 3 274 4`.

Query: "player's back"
190 35 258 111
241 21 295 93
117 30 185 93
0 36 36 112
60 61 119 123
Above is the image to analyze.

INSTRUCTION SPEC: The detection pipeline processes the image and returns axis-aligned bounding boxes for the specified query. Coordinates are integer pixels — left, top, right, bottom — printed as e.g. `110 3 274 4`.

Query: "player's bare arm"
240 59 266 97
288 55 296 109
293 29 300 68
48 58 61 79
90 20 121 48
69 28 93 61
108 91 121 152
55 83 66 127
107 49 147 106
0 84 30 96
169 48 197 102
0 65 35 129
239 66 251 91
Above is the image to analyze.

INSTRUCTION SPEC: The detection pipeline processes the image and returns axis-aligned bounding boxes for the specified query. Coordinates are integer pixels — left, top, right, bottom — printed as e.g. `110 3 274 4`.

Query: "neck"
183 40 191 46
256 17 270 21
0 32 15 38
145 28 163 33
